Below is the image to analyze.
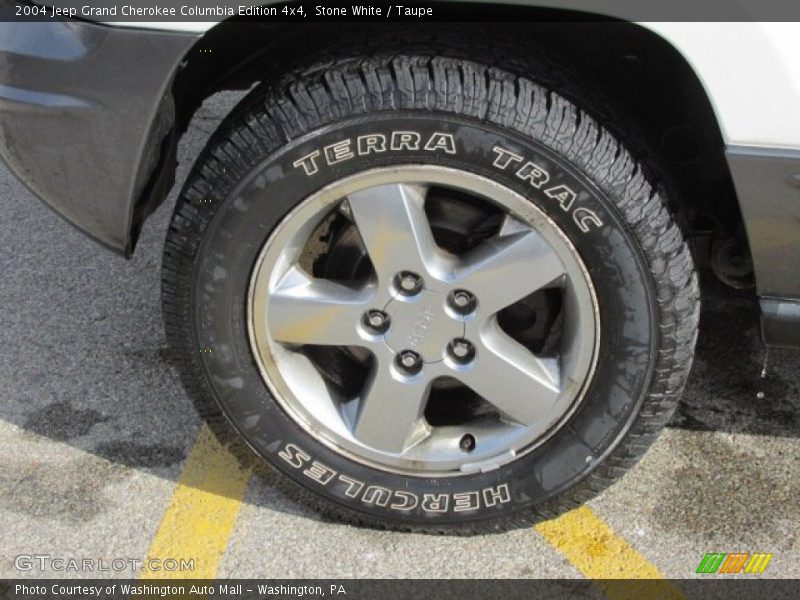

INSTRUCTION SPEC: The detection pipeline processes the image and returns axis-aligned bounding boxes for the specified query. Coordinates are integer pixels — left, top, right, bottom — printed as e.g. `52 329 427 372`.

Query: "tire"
162 51 699 534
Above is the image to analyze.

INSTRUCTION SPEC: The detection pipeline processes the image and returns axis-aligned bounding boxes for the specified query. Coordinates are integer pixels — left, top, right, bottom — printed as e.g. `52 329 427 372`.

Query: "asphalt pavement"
1 92 798 582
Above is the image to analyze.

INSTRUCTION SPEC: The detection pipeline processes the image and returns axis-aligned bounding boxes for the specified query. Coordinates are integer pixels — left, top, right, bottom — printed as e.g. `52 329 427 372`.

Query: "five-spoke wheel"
249 167 598 475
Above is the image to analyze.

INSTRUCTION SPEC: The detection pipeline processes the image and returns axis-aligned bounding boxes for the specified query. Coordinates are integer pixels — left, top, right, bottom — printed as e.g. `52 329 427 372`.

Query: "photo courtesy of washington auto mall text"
1 0 800 598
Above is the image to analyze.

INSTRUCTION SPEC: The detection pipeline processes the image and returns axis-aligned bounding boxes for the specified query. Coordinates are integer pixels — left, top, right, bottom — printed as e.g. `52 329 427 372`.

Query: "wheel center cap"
383 289 464 363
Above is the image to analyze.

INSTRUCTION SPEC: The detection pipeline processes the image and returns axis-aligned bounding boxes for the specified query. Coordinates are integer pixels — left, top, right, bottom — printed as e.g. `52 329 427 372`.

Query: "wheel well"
162 13 745 273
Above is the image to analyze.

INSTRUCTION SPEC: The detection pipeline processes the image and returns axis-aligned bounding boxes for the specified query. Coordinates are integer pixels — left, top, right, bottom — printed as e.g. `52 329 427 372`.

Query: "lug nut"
394 271 423 296
448 289 477 315
447 338 475 364
459 434 476 453
396 350 423 375
363 309 390 334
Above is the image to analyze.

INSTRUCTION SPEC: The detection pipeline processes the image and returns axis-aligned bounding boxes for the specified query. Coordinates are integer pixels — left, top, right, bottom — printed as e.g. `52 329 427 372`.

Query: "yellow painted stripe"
142 425 251 579
535 506 687 600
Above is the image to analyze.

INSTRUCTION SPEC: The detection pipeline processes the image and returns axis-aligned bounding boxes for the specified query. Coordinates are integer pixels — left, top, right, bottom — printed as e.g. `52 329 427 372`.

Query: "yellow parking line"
142 425 251 579
144 425 684 588
535 506 687 600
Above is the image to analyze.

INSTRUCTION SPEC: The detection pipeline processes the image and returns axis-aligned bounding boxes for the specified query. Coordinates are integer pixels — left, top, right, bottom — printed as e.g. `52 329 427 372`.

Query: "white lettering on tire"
491 145 604 233
278 443 311 468
278 442 511 514
292 131 457 175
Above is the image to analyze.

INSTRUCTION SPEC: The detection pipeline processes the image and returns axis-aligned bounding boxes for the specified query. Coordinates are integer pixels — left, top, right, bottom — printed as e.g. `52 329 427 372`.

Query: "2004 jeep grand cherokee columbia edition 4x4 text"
1 3 799 533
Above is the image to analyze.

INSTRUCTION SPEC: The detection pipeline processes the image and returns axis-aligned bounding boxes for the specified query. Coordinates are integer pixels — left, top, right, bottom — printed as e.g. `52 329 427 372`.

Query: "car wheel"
162 52 699 533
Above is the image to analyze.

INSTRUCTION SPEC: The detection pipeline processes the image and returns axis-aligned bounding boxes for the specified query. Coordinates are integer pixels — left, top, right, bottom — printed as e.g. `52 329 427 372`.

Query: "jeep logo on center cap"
383 289 463 363
407 307 438 347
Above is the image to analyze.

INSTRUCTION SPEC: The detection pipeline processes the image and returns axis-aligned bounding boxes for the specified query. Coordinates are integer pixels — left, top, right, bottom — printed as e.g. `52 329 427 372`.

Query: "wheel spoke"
352 359 431 454
455 220 566 315
266 266 373 346
346 183 438 279
459 319 561 426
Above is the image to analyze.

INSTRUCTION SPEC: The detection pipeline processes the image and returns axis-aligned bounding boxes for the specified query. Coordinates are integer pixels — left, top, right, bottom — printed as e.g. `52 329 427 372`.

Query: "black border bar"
2 579 800 600
6 0 800 22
